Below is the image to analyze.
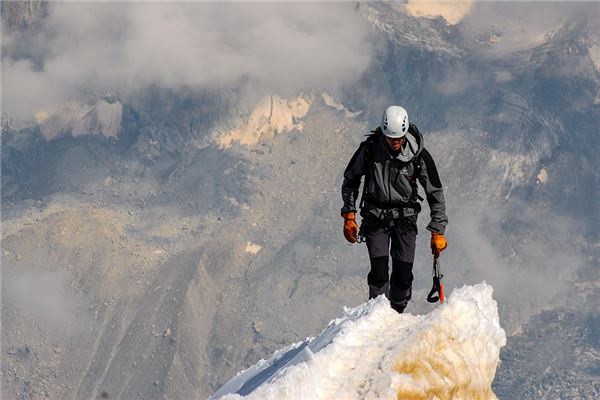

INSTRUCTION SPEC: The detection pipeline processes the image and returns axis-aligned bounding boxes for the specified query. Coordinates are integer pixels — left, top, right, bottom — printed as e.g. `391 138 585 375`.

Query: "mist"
3 267 85 335
2 2 374 120
443 201 585 332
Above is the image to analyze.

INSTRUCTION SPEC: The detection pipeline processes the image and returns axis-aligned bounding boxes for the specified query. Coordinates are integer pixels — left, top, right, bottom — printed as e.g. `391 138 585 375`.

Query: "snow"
217 95 312 148
589 45 600 71
210 282 506 400
405 0 474 25
321 93 362 118
537 168 549 184
245 241 262 255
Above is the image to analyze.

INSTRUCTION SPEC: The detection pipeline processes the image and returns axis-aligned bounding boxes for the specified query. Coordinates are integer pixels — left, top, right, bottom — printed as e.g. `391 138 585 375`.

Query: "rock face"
1 3 599 400
38 99 124 140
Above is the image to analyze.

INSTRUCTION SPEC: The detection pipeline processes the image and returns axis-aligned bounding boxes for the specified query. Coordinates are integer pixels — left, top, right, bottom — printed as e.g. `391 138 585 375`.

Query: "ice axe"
426 254 445 304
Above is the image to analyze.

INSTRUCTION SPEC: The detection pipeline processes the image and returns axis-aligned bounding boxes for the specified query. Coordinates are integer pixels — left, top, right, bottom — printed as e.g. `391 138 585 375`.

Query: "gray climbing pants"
363 216 417 313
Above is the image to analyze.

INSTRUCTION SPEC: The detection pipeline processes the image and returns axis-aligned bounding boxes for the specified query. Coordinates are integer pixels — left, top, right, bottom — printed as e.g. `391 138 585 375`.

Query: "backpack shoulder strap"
363 127 382 163
410 151 425 202
358 128 381 209
412 152 423 174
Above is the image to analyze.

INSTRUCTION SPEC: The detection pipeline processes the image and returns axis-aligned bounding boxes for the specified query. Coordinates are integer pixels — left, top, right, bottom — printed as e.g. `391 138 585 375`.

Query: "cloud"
2 2 374 120
415 127 592 332
437 66 478 96
442 199 586 332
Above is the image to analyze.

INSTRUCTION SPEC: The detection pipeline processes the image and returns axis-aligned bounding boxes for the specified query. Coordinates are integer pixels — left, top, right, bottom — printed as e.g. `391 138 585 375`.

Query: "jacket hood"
372 123 423 162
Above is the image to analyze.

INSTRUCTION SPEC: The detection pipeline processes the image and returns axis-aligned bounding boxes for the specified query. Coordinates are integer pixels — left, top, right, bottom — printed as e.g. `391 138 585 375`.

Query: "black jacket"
341 124 448 234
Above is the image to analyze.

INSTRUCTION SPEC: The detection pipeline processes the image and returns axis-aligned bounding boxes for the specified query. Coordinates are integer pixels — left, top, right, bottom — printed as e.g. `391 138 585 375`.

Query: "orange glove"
431 232 447 256
342 212 358 243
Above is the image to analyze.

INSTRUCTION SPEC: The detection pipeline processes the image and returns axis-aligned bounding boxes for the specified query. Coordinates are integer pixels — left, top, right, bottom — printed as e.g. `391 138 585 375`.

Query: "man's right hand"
342 212 358 243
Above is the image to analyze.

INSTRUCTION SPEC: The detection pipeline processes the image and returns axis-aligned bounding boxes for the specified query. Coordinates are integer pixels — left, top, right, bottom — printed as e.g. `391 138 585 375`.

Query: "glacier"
210 282 506 400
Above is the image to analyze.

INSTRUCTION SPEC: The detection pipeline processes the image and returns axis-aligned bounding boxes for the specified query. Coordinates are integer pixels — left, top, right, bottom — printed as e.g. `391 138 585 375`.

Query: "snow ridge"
211 282 506 400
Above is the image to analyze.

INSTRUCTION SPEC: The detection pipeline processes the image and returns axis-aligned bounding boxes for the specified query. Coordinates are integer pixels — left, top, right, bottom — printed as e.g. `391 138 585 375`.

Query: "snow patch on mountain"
590 45 600 70
217 95 312 148
537 168 549 184
405 0 474 25
37 99 123 140
321 92 362 118
245 242 262 255
211 282 506 400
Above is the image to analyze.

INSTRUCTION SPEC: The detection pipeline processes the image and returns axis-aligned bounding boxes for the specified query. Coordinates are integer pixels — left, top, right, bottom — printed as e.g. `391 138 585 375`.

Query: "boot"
390 301 407 314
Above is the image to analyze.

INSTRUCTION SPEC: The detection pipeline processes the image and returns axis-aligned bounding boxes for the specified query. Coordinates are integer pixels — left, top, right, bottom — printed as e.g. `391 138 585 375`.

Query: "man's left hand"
342 212 358 243
431 232 447 256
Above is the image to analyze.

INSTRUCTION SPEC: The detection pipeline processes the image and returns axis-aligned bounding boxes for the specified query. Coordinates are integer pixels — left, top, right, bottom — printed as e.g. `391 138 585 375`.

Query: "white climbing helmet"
381 106 409 138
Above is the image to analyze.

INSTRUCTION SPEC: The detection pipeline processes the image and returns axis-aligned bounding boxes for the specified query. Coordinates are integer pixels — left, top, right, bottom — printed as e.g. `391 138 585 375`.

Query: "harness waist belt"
364 198 420 210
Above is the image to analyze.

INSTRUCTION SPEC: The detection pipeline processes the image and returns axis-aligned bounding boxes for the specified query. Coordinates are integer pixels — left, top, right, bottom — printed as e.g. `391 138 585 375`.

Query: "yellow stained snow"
393 319 499 400
405 0 474 25
217 95 312 148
